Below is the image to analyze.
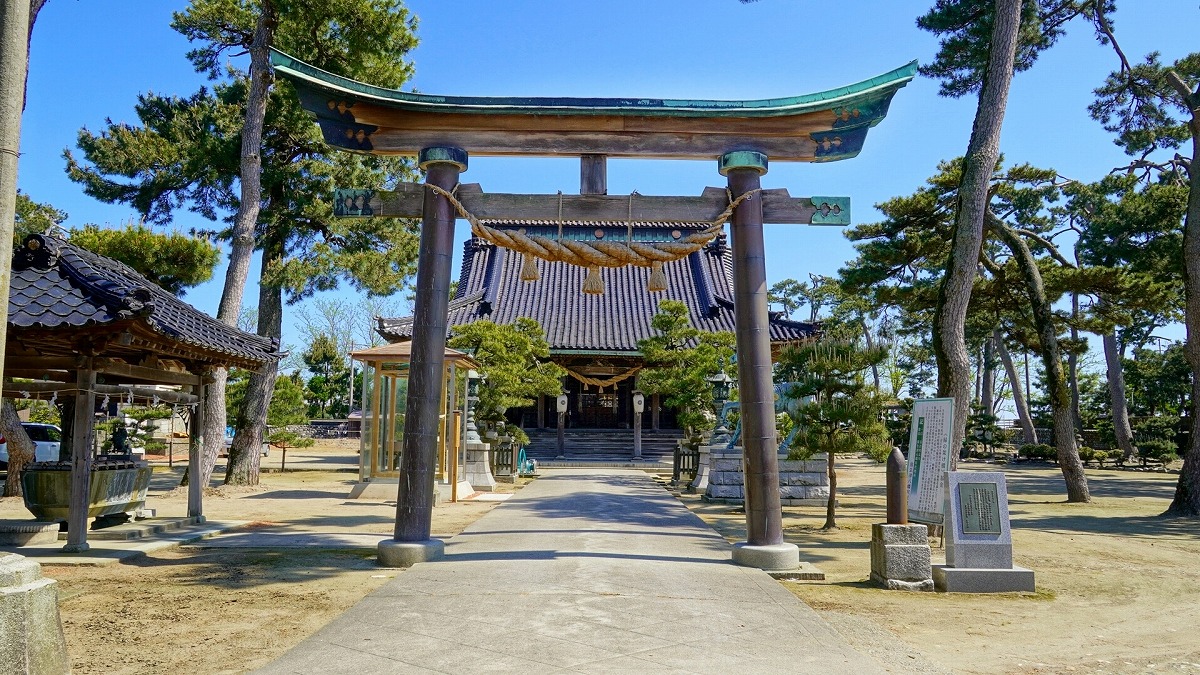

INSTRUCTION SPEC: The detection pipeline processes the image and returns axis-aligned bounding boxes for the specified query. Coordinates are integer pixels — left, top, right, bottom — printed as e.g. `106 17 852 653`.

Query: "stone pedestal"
869 523 933 591
933 565 1035 593
936 471 1035 593
0 554 70 673
731 542 800 571
704 451 828 506
463 444 496 492
378 538 444 568
688 444 716 493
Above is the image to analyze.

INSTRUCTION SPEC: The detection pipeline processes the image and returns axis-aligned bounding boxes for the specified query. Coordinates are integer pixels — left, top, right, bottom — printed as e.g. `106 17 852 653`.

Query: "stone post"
380 147 465 568
721 151 799 571
0 554 70 673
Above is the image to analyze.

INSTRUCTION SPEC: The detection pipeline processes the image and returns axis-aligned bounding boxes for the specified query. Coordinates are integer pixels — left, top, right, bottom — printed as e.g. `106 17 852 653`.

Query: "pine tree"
777 341 890 529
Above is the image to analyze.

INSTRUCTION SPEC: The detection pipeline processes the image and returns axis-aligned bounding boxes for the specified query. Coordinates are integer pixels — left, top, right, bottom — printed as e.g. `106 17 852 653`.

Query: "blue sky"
18 0 1197 354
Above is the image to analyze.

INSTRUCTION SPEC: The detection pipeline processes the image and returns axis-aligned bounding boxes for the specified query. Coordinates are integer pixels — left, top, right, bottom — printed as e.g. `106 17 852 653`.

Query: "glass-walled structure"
351 342 478 500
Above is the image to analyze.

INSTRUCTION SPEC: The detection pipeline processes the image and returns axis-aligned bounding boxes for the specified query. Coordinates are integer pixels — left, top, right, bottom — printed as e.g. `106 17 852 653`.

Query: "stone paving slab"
258 468 888 674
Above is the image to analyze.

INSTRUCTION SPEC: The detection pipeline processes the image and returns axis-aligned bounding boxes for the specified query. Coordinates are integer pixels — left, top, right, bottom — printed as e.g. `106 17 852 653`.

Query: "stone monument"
933 471 1035 592
869 447 933 591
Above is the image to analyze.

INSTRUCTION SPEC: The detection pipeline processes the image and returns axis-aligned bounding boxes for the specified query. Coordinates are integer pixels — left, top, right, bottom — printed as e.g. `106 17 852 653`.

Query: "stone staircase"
523 428 681 466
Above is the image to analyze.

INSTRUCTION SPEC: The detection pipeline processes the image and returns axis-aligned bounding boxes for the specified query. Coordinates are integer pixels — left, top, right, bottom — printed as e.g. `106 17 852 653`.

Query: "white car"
0 423 63 469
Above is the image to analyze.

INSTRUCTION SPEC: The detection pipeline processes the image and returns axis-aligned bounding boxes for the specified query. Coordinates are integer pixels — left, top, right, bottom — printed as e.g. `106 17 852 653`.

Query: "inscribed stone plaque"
905 398 954 525
945 471 1014 569
957 482 1001 535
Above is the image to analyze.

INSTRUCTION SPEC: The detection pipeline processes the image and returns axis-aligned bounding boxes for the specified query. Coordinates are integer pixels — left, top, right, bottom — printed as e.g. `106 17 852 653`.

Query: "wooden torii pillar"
271 49 915 570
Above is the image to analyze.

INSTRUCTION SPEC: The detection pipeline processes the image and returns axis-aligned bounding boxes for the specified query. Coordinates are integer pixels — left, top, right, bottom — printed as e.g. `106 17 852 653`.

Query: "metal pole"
722 151 785 549
392 147 465 545
0 0 31 387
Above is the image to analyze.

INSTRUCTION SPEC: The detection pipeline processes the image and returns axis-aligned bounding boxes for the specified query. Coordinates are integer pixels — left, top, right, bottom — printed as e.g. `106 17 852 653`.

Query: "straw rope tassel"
647 260 667 292
582 266 604 295
520 253 540 281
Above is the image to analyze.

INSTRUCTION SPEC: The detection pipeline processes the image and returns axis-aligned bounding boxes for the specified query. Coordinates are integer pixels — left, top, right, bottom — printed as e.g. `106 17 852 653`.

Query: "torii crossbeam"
272 49 915 570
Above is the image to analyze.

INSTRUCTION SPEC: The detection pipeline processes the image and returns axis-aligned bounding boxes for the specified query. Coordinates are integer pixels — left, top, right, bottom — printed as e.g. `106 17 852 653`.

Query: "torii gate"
272 50 915 570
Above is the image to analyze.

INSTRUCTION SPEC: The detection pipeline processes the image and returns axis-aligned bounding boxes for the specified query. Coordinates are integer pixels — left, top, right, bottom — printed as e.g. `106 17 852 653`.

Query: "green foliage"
68 223 220 296
64 0 423 302
1019 443 1055 461
917 1 1103 98
302 333 350 417
14 192 66 243
118 406 174 454
778 341 891 463
1078 447 1110 467
1137 440 1177 466
965 404 1003 457
22 401 60 425
635 301 735 439
268 374 309 427
1123 343 1192 418
449 319 566 423
1089 51 1200 158
778 340 890 528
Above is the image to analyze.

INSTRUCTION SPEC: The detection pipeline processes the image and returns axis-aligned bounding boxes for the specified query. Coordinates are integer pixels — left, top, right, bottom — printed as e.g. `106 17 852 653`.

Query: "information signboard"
905 397 954 524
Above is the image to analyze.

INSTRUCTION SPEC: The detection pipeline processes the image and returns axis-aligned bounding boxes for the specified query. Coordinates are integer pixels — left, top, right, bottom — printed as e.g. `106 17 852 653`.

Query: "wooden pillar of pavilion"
721 151 800 570
379 146 465 567
188 373 208 521
63 364 96 552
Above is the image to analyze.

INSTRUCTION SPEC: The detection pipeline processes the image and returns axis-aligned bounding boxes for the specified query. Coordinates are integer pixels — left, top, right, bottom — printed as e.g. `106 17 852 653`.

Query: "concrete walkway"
259 468 886 674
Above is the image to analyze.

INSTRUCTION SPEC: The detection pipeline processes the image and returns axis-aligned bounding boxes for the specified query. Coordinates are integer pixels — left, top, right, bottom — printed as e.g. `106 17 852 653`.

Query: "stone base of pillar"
731 542 800 571
378 538 445 568
687 445 716 493
0 553 70 673
869 523 933 591
463 445 496 492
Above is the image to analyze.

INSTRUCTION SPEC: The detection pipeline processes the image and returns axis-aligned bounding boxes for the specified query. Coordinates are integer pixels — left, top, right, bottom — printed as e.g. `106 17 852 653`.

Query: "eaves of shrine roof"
8 234 281 370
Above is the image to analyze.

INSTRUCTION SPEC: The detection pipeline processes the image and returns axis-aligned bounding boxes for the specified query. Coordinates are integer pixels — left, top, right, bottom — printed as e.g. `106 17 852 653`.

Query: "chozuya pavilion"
271 48 914 571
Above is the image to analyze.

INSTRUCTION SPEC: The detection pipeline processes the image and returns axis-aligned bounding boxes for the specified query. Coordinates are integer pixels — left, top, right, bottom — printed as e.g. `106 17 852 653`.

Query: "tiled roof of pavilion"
377 225 817 353
8 233 280 370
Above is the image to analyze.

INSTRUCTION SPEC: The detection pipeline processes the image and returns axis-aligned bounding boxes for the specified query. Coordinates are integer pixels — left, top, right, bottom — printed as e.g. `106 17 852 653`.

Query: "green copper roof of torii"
270 49 917 119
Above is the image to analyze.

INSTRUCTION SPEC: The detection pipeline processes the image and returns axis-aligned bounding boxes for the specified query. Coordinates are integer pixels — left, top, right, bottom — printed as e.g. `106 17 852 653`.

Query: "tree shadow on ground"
1010 512 1198 539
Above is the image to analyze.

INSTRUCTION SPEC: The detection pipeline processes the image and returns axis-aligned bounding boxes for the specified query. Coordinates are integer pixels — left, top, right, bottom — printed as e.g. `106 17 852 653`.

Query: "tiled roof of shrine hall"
377 226 817 353
8 233 280 370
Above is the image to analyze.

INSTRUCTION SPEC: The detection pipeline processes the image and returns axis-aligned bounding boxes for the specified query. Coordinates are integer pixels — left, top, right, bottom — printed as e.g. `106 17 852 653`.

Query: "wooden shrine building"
3 234 280 552
376 225 816 432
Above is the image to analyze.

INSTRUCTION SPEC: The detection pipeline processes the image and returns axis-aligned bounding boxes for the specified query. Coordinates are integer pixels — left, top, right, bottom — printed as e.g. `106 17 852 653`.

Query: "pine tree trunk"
823 450 838 530
225 246 282 486
202 0 278 488
982 336 996 414
995 330 1036 444
1166 76 1200 516
1068 293 1083 432
931 0 1022 468
993 216 1090 502
1102 331 1137 461
862 318 881 390
1 400 33 497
